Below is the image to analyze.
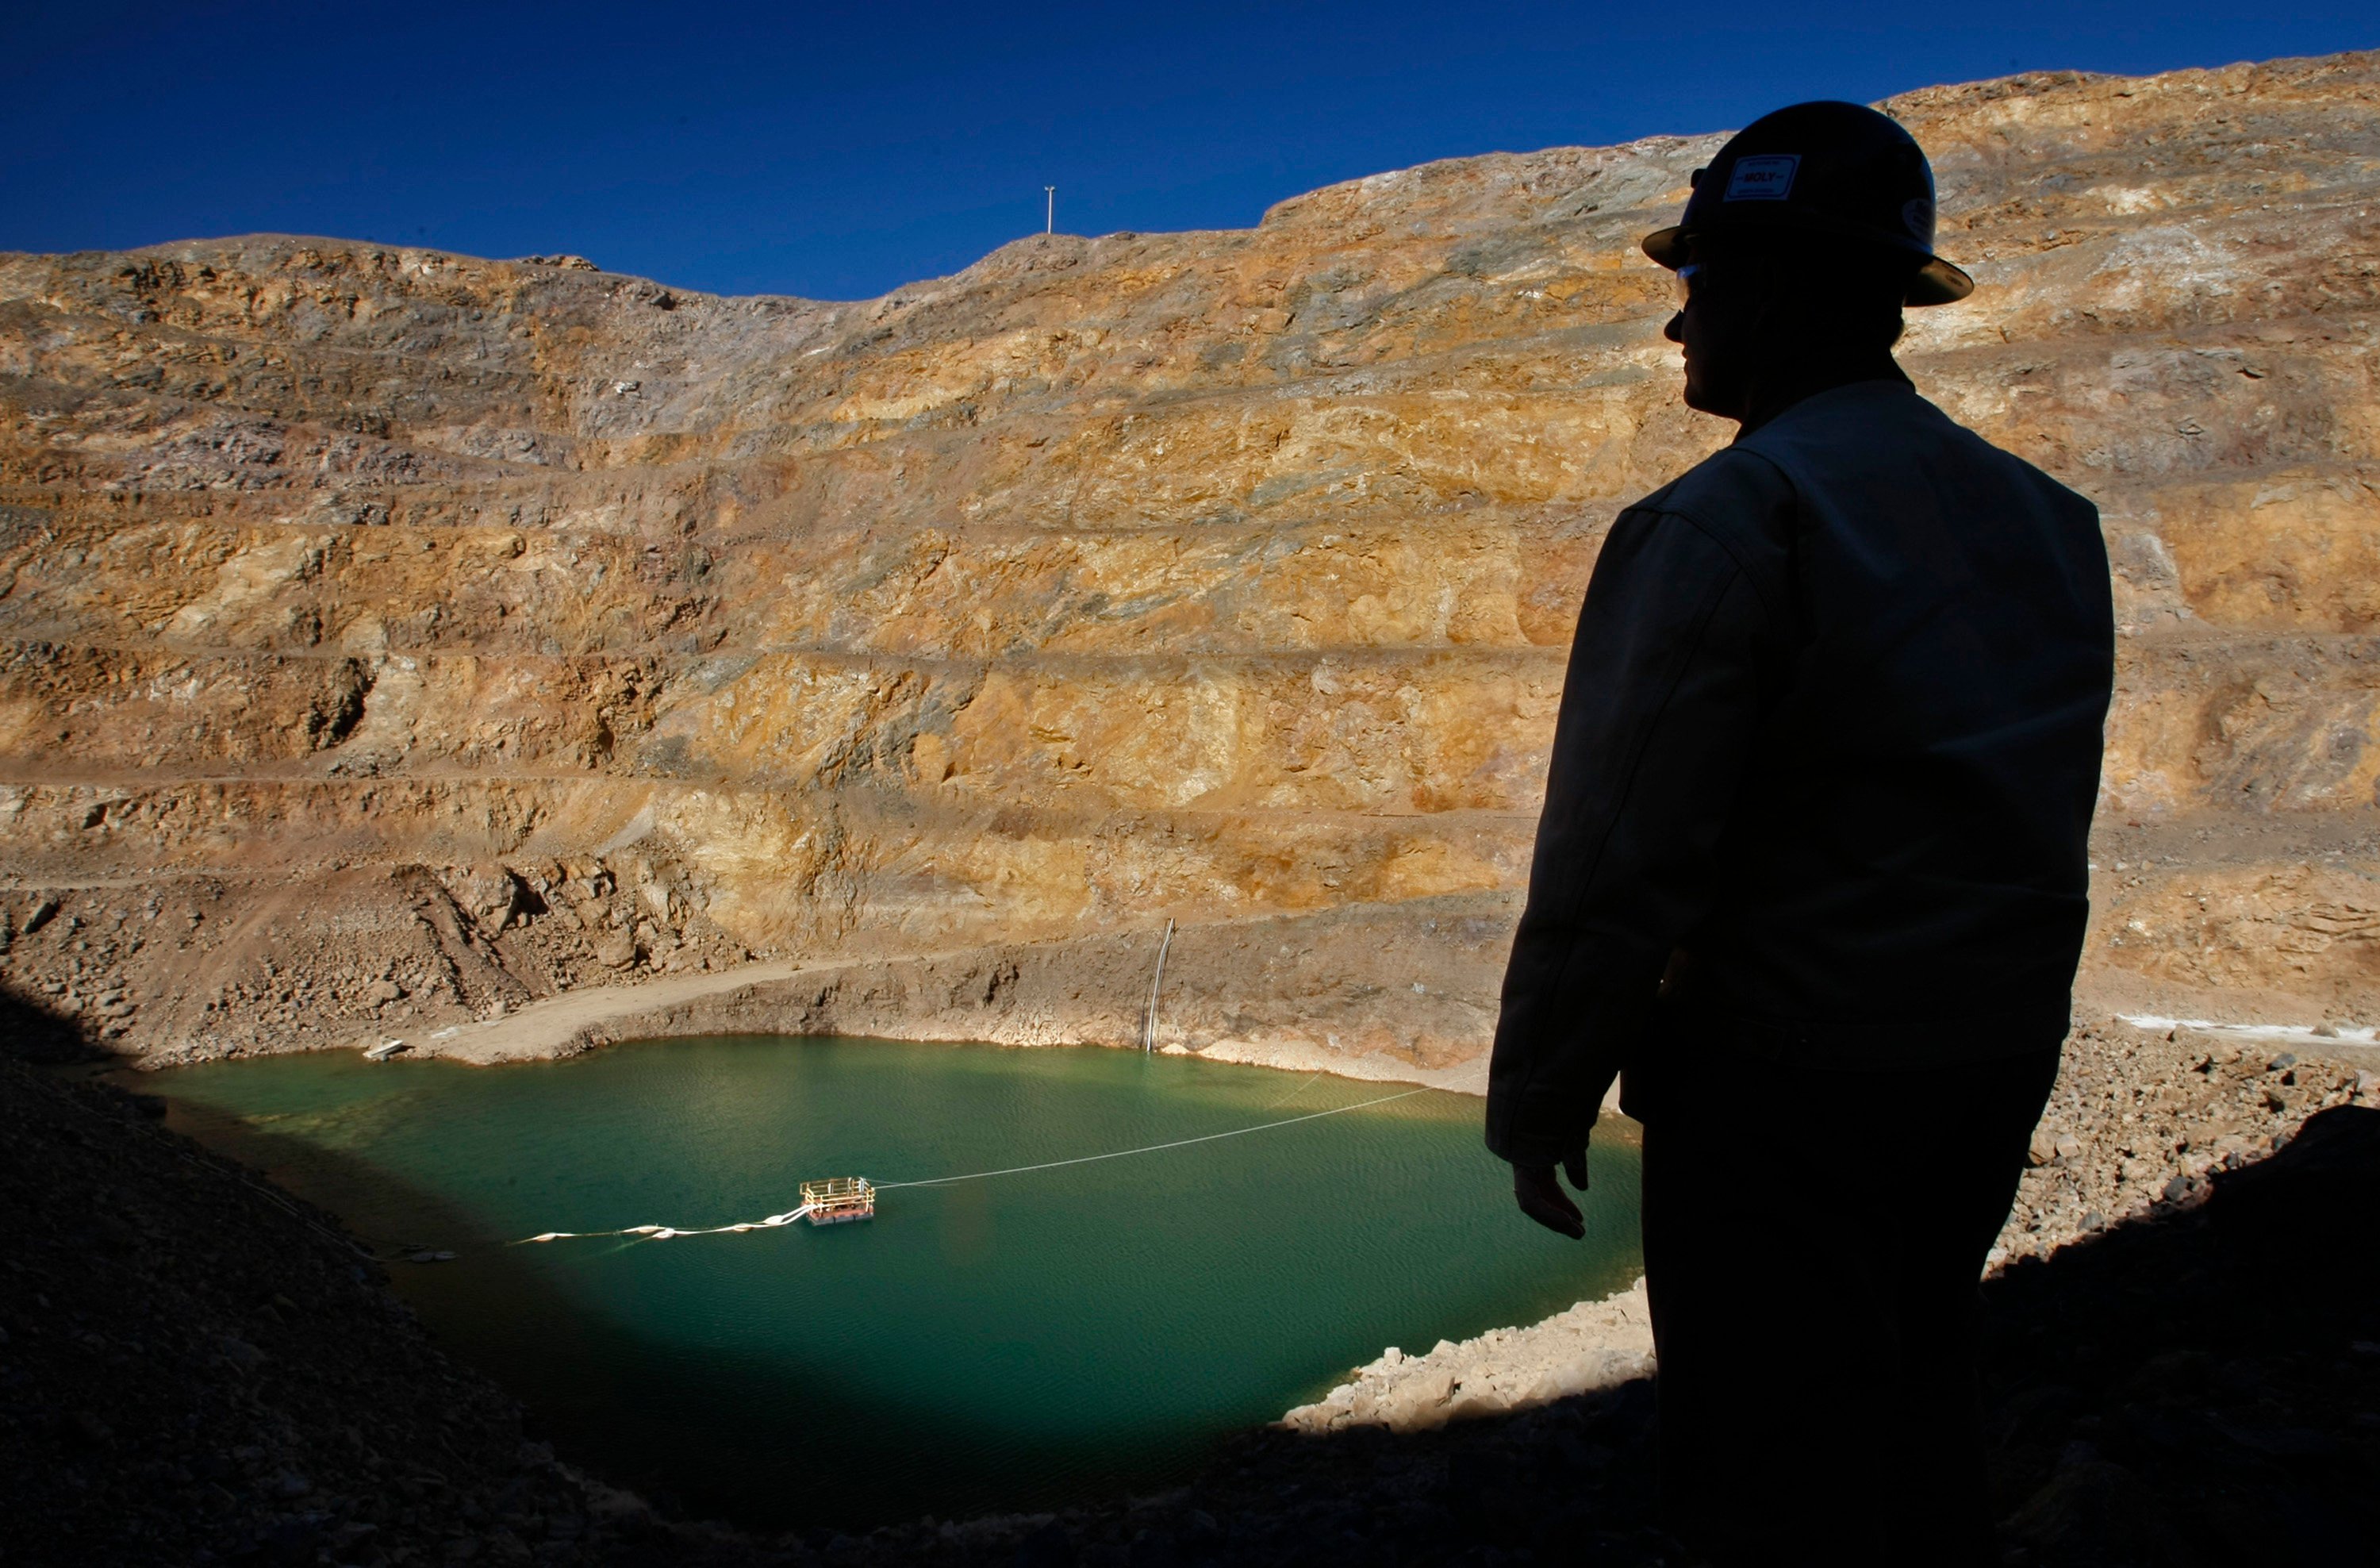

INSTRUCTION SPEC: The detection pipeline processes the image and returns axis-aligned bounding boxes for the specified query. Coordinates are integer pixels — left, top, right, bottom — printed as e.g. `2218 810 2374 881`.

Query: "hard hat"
1641 101 1974 306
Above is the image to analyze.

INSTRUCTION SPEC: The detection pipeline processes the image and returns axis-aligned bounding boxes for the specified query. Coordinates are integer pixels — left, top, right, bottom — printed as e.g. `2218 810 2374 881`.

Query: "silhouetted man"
1485 103 2113 1564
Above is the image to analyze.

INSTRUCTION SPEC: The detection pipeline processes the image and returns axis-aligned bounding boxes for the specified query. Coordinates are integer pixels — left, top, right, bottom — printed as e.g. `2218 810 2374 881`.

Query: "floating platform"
799 1177 875 1224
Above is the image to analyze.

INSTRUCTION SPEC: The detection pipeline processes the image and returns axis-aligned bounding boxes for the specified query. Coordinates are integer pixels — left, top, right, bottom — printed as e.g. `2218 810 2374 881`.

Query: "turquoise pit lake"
148 1036 1641 1528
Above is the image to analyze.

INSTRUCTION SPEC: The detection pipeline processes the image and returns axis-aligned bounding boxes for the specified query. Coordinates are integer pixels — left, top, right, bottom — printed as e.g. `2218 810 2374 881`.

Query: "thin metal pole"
1142 917 1174 1053
1045 186 1055 234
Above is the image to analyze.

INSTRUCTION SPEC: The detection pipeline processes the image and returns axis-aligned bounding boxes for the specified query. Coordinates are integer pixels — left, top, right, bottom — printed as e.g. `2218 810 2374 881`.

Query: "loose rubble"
1996 1019 2374 1265
1284 1281 1655 1436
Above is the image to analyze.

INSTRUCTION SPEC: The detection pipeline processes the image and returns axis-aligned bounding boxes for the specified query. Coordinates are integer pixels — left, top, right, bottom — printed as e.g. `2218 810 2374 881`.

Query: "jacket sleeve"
1484 502 1782 1164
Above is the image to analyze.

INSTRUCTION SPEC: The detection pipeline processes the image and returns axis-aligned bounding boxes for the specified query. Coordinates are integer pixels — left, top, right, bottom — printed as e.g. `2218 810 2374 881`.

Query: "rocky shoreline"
111 913 2380 1455
1 867 1515 1091
47 897 2380 1456
12 976 2378 1565
1276 1016 2378 1440
104 932 2380 1451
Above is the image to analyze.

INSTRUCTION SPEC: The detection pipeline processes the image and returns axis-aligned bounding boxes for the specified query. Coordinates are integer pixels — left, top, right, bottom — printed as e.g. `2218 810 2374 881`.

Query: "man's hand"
1512 1148 1591 1239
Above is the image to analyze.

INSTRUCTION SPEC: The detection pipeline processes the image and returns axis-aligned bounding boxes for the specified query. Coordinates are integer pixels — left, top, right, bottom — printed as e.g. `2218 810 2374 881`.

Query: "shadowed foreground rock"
0 994 754 1568
1983 1105 2380 1567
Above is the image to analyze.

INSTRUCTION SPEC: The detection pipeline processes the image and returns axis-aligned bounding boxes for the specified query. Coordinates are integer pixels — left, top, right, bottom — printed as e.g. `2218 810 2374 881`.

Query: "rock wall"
3 51 2378 1063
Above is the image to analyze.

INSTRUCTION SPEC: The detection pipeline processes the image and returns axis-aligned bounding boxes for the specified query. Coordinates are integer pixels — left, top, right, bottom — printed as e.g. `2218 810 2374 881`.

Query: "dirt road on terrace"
379 959 812 1064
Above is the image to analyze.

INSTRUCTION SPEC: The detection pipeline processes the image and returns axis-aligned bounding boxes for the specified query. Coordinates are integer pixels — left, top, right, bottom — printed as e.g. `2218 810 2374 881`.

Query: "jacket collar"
1735 359 1914 438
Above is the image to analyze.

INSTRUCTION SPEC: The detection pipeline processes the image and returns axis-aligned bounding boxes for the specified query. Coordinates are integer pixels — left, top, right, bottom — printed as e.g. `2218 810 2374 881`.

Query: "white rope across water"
1260 1070 1326 1114
875 1087 1431 1190
514 1086 1434 1245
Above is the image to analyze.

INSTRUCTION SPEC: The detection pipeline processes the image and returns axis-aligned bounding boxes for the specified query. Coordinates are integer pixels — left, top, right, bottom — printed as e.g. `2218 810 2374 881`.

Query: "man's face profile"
1664 248 1759 421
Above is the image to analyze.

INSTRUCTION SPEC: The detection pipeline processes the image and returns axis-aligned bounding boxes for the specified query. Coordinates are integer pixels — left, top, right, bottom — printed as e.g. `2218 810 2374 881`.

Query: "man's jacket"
1485 375 2115 1166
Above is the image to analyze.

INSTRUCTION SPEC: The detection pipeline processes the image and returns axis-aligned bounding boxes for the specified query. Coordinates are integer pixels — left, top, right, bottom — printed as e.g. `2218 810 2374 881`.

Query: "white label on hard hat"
1725 155 1800 201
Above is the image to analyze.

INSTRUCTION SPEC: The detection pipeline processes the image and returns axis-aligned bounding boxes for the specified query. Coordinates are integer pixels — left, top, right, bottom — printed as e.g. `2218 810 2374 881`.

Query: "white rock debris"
1282 1278 1655 1435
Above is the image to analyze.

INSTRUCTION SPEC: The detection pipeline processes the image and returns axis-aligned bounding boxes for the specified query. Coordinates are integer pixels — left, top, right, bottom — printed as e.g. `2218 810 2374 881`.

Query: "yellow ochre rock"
3 51 2377 1066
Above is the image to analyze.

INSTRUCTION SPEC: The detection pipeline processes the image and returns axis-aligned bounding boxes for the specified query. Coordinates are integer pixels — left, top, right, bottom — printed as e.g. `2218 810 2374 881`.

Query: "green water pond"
148 1036 1641 1528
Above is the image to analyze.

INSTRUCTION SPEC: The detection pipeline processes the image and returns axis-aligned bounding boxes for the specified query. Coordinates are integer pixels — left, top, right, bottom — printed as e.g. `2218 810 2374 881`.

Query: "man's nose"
1664 311 1686 344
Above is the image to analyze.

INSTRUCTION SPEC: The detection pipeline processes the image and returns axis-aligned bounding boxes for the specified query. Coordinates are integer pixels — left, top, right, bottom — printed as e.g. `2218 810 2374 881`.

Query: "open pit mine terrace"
3 52 2379 1070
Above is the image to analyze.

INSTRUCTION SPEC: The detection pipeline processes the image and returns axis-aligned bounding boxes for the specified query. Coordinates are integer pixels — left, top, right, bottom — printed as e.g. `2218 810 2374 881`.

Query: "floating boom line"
513 1085 1434 1244
517 1202 815 1244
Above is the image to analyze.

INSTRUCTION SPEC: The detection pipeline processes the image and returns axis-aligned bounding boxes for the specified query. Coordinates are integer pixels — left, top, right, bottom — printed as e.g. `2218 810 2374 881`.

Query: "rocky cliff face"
2 51 2377 1066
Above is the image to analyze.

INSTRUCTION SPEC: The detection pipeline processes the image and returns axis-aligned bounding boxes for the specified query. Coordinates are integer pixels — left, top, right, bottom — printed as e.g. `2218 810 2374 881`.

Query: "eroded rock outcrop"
3 51 2378 1063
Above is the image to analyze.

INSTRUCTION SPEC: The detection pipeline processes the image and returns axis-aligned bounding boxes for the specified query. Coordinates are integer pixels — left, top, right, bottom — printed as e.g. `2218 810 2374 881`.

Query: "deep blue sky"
5 2 2370 301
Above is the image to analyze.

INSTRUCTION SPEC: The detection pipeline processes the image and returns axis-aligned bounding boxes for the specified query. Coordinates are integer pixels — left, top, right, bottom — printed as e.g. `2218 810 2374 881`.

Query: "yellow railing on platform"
800 1177 875 1217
